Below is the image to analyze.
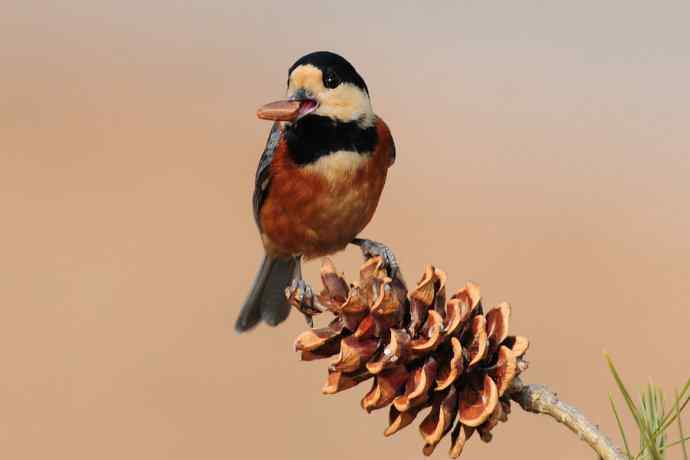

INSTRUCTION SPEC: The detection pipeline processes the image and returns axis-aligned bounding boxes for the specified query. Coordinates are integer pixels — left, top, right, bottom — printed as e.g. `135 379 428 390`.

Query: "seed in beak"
256 100 302 121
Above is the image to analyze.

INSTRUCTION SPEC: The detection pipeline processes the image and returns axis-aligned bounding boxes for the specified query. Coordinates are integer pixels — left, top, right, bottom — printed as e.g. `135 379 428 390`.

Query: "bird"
235 51 397 333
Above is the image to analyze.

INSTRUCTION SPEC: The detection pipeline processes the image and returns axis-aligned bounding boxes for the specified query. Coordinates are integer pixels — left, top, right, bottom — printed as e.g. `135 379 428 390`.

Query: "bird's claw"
352 238 403 283
285 279 322 327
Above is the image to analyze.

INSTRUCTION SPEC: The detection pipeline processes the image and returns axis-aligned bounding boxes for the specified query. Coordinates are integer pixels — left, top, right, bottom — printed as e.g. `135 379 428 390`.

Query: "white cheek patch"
302 150 369 186
316 83 374 127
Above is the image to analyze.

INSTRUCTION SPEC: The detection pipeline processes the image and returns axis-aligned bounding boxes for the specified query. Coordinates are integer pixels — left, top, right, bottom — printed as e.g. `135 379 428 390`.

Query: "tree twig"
509 376 626 460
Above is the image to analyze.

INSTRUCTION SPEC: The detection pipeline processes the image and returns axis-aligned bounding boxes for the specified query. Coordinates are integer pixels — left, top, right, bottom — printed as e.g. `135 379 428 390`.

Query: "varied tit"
236 51 396 333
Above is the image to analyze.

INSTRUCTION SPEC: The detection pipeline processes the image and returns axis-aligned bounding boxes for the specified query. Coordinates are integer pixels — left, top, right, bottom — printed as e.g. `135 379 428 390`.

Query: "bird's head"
257 51 374 128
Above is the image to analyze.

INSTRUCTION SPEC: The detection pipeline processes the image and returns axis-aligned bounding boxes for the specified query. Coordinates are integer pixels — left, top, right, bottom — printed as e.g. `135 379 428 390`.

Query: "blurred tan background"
2 1 689 459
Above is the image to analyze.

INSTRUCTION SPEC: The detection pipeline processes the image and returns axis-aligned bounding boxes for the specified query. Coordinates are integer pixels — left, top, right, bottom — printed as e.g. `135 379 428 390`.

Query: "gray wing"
252 122 282 230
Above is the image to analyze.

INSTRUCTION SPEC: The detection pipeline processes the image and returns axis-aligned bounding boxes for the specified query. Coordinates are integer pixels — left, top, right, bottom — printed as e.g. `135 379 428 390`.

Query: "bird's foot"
285 279 322 328
351 238 404 284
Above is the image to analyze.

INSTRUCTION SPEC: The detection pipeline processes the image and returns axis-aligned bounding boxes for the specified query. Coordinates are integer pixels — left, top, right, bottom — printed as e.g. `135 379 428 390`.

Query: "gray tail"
235 255 299 333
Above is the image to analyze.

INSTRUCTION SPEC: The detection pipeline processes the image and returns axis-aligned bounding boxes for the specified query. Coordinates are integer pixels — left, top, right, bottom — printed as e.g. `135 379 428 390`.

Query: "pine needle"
604 354 661 460
610 393 633 459
675 388 688 460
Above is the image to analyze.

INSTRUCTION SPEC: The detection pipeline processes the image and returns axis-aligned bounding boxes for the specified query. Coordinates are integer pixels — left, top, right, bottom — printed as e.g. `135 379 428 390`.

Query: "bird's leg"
285 277 322 328
351 238 403 283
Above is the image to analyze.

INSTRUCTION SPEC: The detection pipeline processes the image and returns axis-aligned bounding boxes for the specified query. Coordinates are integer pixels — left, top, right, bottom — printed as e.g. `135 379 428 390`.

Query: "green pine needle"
665 436 690 451
604 353 662 460
656 381 690 439
676 388 688 460
611 393 634 459
636 383 666 460
605 354 690 460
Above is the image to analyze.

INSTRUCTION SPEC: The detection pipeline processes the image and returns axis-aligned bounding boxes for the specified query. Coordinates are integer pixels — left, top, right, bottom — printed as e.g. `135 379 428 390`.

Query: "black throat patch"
284 115 378 166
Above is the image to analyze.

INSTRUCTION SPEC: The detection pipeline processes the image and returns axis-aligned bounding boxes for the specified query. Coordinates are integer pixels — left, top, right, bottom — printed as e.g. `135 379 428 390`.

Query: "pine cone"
290 258 529 458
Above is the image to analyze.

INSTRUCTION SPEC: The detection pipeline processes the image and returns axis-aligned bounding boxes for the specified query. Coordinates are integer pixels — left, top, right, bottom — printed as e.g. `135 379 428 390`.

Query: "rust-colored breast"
260 118 394 259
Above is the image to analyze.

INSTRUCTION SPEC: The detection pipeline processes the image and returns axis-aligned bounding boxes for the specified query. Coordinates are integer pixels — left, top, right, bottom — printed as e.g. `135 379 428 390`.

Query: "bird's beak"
257 96 319 122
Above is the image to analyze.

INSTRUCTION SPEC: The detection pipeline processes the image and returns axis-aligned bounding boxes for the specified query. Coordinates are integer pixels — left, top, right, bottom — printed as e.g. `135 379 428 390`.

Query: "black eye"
323 69 341 89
